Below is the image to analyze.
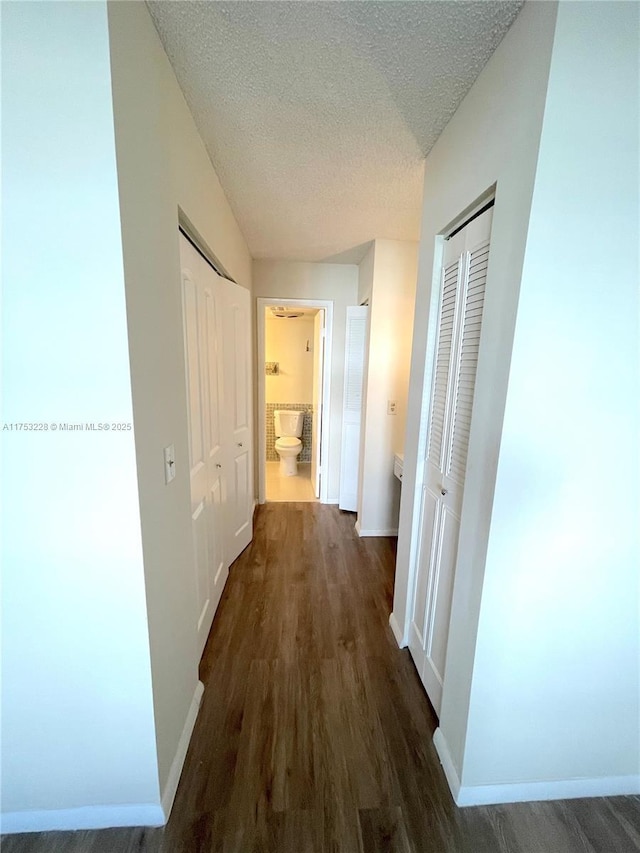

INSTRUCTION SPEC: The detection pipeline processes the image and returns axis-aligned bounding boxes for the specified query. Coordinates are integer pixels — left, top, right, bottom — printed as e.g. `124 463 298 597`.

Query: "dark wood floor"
4 503 640 852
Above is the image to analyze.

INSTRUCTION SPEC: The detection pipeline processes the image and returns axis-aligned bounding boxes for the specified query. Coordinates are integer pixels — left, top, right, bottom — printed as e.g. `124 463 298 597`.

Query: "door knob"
216 463 222 469
237 442 243 447
440 488 447 496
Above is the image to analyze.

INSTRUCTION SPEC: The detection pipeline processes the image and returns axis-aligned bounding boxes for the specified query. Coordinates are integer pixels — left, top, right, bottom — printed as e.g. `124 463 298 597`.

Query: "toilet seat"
275 437 301 450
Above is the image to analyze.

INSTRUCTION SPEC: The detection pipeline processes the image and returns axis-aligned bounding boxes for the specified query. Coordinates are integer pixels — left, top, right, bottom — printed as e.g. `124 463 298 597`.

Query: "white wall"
265 314 315 404
395 0 639 804
107 0 252 803
1 1 161 831
392 0 559 774
357 242 375 305
253 262 358 501
357 240 418 535
461 0 639 794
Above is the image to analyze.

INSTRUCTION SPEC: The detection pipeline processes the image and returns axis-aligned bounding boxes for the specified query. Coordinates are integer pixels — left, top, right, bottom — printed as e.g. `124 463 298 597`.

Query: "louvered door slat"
445 239 489 485
344 313 367 413
427 258 461 466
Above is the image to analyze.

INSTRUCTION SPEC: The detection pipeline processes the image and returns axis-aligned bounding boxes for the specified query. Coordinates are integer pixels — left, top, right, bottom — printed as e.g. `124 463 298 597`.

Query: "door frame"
257 297 333 504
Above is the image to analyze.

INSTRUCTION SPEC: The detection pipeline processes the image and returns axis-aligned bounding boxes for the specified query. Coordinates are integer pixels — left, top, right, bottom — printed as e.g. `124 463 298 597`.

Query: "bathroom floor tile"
266 462 316 502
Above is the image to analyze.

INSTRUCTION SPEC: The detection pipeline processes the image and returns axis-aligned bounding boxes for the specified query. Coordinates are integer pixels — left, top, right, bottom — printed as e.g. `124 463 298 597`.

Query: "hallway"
4 504 640 853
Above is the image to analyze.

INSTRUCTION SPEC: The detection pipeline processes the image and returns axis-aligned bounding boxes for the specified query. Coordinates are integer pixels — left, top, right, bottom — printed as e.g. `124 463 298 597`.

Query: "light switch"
164 444 176 484
387 400 398 415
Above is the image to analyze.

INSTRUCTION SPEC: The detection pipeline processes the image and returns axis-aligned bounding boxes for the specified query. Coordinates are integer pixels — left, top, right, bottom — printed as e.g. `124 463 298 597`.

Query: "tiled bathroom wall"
266 402 313 462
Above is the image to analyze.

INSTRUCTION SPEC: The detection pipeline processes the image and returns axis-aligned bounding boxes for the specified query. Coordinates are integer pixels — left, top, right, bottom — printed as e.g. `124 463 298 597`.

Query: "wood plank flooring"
3 503 640 852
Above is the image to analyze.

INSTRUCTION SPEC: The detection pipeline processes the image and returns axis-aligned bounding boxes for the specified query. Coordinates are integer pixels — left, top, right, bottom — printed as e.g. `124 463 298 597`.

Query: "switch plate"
164 444 176 484
387 400 398 415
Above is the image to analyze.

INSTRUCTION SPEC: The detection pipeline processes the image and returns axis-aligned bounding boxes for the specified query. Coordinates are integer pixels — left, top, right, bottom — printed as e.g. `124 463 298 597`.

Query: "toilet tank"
274 410 304 437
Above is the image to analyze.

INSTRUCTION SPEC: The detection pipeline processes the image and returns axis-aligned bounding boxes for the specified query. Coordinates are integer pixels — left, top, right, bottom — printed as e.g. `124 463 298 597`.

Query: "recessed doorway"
257 298 332 504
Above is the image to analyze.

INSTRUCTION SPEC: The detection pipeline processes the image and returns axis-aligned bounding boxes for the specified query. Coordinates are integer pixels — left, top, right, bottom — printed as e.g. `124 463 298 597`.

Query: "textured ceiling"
147 1 523 262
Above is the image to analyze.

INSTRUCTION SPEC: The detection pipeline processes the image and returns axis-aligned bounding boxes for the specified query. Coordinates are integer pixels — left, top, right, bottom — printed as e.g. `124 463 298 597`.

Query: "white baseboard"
433 728 462 802
388 612 406 648
324 498 340 505
433 727 640 807
161 680 205 820
0 803 165 835
356 527 398 537
456 773 640 807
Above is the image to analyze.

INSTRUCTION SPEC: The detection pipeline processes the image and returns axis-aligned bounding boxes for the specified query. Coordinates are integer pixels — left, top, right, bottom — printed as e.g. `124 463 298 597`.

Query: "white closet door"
219 277 253 564
180 234 254 655
201 266 227 635
180 236 226 656
408 207 493 715
339 306 368 512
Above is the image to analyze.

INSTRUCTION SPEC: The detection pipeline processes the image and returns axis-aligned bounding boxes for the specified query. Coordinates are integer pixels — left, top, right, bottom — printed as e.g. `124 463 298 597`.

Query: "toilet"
274 410 304 476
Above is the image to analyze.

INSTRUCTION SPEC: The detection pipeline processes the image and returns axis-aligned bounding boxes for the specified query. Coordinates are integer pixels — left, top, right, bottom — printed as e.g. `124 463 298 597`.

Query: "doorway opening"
257 298 332 504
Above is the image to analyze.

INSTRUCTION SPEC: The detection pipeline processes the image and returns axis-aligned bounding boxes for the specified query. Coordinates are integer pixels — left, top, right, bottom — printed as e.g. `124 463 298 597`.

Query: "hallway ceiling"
147 1 523 263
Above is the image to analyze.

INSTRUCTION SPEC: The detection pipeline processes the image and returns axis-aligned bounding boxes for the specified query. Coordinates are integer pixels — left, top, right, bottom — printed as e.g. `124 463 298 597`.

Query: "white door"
180 236 227 656
339 306 368 512
311 309 325 498
200 264 227 633
219 277 253 564
408 207 493 715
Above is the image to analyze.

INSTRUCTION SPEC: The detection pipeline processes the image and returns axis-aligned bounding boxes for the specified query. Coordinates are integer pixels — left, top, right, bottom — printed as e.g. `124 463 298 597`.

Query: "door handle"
216 463 222 469
440 487 447 496
237 442 243 447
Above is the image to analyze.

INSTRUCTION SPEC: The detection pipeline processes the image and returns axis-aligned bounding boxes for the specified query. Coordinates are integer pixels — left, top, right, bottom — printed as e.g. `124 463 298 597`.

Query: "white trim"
161 680 205 820
257 298 333 505
388 612 406 647
178 211 235 283
441 188 496 240
456 775 640 808
0 803 165 835
433 727 462 803
356 527 398 537
433 727 640 808
325 497 340 505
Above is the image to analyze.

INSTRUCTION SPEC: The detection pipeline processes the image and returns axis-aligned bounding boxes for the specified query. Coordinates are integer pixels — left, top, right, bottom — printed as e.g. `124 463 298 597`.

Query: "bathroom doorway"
257 298 332 504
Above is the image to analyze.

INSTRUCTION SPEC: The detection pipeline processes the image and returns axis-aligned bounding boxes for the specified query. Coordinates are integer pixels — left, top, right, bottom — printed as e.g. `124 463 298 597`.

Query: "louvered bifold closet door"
446 240 489 486
339 306 368 512
427 258 461 467
408 204 493 717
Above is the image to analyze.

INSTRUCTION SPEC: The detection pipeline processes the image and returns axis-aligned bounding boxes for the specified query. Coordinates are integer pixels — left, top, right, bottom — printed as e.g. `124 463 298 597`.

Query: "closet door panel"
193 500 211 634
220 279 253 565
200 264 227 630
409 488 439 657
408 207 493 716
181 234 253 657
446 239 490 490
183 274 205 477
180 240 215 656
427 258 460 471
424 506 460 699
339 306 368 512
